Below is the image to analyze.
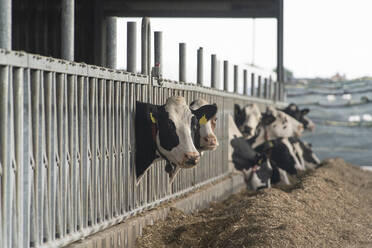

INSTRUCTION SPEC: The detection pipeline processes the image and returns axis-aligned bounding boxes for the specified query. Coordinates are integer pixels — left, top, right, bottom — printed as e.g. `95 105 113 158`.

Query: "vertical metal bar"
197 47 203 85
67 75 78 233
217 60 221 89
141 17 151 75
0 0 11 49
106 17 117 69
0 65 11 248
243 69 248 95
264 78 268 98
257 75 262 98
268 77 272 100
233 65 238 93
211 54 217 89
44 71 57 242
250 73 255 96
179 43 186 82
223 60 228 91
127 22 137 73
77 76 88 229
21 68 32 248
14 67 25 248
277 0 284 83
55 73 66 238
61 0 74 61
154 31 163 76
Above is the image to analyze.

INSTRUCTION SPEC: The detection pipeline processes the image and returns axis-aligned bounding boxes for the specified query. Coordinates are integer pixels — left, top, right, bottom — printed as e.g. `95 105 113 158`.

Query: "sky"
117 0 372 81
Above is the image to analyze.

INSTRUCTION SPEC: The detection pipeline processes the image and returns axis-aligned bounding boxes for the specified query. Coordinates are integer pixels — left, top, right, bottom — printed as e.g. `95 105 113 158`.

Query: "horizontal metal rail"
0 49 285 248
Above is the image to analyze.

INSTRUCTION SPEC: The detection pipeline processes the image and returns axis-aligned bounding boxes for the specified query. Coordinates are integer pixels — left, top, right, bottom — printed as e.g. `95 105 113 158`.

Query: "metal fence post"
61 0 74 61
257 75 262 98
223 60 228 91
211 54 217 89
264 78 268 98
154 31 163 77
197 47 203 85
179 43 186 82
233 65 238 93
251 73 255 96
127 22 137 73
0 0 11 49
141 17 151 75
243 69 248 95
106 17 117 69
268 77 272 100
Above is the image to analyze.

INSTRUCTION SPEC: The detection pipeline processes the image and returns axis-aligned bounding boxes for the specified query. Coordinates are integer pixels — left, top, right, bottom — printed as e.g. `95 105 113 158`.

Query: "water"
286 80 372 167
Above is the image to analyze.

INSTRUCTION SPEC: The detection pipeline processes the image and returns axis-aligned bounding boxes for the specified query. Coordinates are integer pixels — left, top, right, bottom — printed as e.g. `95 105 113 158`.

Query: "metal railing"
0 48 283 248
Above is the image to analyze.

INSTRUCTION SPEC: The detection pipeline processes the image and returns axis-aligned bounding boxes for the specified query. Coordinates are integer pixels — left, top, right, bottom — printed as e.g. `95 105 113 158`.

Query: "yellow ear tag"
199 114 208 125
150 112 156 124
269 141 274 147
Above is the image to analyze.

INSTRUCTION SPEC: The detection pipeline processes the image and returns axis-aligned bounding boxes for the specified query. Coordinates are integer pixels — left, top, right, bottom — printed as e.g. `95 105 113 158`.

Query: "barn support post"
211 54 217 89
141 17 151 75
0 0 11 49
61 0 74 61
277 0 284 99
154 31 163 77
250 73 255 96
233 65 238 93
127 22 137 73
243 70 248 95
179 43 186 82
197 47 203 85
223 60 228 91
106 17 117 69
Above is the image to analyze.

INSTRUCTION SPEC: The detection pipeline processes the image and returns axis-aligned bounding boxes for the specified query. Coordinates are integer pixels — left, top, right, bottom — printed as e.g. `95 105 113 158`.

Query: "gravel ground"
136 158 372 248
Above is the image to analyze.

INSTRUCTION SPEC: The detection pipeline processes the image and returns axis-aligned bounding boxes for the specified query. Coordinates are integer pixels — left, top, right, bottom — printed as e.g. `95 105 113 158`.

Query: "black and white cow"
289 137 320 170
234 103 262 138
135 96 217 183
282 103 315 132
190 99 219 151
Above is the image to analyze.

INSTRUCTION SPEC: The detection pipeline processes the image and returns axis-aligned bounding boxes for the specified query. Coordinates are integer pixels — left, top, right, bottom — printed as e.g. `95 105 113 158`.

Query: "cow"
230 136 273 190
190 99 219 151
282 103 315 132
291 138 321 170
234 103 262 138
249 106 304 149
135 96 217 183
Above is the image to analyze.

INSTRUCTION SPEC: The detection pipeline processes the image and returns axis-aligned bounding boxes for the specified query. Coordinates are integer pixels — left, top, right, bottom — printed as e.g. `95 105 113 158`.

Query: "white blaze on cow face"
241 103 262 138
156 96 200 169
190 99 219 151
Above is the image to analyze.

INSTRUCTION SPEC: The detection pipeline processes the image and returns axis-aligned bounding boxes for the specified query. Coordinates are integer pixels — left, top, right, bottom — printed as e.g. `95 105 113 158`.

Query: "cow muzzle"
202 135 219 150
181 152 200 168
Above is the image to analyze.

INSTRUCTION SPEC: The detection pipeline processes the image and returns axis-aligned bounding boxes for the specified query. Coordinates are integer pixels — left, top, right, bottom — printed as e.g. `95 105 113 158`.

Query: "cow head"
262 106 304 140
151 96 216 169
243 160 272 191
283 103 315 132
190 99 219 151
234 103 262 137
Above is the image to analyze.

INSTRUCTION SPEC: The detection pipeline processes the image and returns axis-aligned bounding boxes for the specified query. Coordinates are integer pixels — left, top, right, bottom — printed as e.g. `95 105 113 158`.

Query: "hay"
136 158 372 248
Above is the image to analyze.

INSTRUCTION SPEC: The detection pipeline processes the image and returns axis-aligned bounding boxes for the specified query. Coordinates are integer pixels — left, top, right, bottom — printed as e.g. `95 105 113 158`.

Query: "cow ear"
301 108 310 115
261 113 276 126
191 104 217 123
148 106 160 124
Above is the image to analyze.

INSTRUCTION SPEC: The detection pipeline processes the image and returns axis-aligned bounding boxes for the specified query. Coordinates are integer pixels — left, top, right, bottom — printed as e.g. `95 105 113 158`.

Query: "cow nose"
204 135 217 146
184 152 200 166
244 126 252 135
